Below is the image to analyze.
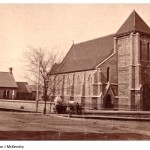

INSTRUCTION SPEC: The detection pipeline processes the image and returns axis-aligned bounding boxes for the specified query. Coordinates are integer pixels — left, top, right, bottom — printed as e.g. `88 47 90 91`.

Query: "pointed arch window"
107 67 110 82
76 76 82 95
77 76 82 85
66 77 71 95
88 75 92 95
140 40 142 60
56 77 61 95
147 42 149 61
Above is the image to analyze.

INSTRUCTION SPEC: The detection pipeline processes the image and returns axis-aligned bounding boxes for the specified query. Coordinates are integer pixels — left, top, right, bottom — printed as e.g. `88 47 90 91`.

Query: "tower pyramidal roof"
115 10 150 36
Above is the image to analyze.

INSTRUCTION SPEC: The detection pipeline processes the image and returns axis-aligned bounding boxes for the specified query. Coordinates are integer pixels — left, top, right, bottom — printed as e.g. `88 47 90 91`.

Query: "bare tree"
23 46 63 114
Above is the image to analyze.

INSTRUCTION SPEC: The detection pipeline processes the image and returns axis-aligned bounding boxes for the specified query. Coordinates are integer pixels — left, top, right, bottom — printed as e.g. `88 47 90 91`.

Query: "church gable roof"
52 34 114 74
0 72 18 88
115 10 150 36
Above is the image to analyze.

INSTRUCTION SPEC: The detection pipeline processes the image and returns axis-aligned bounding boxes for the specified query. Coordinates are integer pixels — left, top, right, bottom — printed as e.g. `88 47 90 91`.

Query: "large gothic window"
147 42 149 61
107 67 110 82
76 76 82 95
66 77 71 95
88 75 92 96
140 40 142 60
56 77 61 95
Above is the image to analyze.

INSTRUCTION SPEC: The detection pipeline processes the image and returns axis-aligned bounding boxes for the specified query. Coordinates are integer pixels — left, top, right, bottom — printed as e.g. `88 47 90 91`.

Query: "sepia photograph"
0 3 150 143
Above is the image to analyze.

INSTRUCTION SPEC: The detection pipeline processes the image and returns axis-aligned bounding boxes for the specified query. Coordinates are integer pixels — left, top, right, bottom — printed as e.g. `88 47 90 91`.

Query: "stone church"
48 10 150 111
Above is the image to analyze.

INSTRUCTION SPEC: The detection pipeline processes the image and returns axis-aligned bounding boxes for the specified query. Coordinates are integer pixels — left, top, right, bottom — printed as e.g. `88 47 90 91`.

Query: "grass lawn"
0 111 149 140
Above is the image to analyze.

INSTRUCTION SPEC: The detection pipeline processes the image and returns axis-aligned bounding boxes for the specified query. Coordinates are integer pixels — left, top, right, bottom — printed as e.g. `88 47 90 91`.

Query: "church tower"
115 10 150 110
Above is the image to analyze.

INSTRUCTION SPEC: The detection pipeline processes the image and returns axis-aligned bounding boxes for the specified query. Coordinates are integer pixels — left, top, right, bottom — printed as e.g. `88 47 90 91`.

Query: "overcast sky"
0 4 150 81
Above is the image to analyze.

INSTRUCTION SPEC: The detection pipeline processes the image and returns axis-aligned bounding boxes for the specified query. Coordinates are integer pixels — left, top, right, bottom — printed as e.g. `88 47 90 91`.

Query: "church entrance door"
104 94 113 109
143 85 150 111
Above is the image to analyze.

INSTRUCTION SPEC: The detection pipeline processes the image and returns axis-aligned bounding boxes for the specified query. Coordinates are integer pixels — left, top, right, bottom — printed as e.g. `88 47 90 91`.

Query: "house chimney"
9 67 13 74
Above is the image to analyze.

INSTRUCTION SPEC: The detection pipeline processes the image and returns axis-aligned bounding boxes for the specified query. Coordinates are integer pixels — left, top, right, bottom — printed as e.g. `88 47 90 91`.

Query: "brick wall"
139 35 150 110
99 53 118 84
49 51 118 110
49 69 104 109
117 34 133 109
116 33 150 110
97 52 118 109
48 32 150 111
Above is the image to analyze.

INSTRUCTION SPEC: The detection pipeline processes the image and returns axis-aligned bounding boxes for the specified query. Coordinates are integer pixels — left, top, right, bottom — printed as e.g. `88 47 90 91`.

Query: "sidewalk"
1 106 150 121
61 115 150 121
58 114 150 121
55 109 150 121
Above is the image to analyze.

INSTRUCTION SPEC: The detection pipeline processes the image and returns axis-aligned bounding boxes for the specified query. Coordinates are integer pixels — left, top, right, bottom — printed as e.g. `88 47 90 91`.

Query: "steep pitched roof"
52 34 114 74
0 72 18 88
16 82 28 93
115 10 150 36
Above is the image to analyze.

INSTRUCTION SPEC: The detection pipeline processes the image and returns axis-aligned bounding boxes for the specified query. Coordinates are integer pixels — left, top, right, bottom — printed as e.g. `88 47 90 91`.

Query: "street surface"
0 111 150 140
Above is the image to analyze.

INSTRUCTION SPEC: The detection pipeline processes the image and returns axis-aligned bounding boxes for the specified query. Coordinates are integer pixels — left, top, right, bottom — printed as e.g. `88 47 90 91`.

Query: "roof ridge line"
75 33 115 45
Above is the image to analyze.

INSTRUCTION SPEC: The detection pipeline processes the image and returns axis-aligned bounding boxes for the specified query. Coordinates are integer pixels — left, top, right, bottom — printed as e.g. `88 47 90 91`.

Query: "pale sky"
0 4 150 82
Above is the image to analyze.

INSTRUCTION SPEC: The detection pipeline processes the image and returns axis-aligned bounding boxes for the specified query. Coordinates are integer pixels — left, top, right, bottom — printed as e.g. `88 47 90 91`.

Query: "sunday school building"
0 68 37 100
48 10 150 111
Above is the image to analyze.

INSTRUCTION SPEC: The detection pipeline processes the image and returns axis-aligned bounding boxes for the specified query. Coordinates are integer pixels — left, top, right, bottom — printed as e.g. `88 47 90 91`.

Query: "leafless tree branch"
23 46 63 99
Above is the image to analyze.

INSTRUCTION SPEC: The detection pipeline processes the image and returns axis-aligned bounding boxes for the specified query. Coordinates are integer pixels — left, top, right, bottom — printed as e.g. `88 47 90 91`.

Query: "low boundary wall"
0 99 54 113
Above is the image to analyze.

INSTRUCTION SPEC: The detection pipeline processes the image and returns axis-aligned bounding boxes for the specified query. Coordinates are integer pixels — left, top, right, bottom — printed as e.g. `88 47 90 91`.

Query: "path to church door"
104 94 113 109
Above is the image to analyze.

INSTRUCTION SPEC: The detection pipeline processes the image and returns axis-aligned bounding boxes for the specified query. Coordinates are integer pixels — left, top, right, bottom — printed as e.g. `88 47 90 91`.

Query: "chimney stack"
9 67 13 74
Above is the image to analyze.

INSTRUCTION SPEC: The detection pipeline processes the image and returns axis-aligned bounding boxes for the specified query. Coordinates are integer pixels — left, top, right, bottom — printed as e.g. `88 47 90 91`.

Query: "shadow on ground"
0 131 149 140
